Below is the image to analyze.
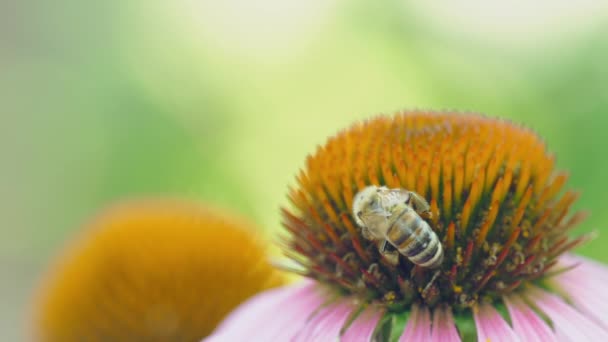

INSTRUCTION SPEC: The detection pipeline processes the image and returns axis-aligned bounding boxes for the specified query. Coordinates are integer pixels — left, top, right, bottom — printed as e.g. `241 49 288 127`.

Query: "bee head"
352 185 386 228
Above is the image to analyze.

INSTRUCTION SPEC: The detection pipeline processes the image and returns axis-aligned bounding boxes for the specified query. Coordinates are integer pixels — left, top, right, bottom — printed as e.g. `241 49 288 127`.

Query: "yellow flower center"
34 200 283 340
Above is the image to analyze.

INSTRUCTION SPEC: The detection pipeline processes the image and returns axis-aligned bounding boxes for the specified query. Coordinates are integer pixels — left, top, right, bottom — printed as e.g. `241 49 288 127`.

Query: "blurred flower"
208 112 608 341
33 200 283 341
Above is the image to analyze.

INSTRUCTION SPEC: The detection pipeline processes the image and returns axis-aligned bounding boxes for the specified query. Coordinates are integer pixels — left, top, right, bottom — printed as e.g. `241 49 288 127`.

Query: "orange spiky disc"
281 112 588 309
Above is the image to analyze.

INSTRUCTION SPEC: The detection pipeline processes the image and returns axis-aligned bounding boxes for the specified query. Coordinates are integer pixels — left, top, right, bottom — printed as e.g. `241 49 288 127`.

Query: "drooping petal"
431 306 461 342
341 306 384 342
504 295 556 342
552 254 608 330
206 281 326 341
293 300 355 341
474 302 520 342
527 286 608 341
399 305 431 341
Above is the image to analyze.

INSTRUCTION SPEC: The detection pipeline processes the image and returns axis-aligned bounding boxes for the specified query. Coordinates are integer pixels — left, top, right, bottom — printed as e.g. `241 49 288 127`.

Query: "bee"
352 185 443 268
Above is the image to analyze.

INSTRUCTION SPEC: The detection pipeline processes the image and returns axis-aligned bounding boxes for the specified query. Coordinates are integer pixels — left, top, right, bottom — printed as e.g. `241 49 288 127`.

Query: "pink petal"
399 305 431 341
552 254 608 330
557 253 608 274
474 302 520 342
211 284 293 333
431 306 461 342
527 286 608 341
341 306 384 342
206 281 325 341
504 295 556 342
293 300 355 341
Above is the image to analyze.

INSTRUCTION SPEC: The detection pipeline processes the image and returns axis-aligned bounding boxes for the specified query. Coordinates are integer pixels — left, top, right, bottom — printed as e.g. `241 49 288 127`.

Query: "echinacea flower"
32 200 283 341
208 112 607 341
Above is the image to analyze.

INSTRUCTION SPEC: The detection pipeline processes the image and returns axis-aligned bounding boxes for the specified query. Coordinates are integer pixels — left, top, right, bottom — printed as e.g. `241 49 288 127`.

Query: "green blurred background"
2 1 608 339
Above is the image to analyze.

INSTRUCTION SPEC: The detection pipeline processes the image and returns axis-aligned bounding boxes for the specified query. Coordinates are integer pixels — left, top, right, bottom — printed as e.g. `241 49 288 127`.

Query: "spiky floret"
33 200 283 341
281 112 589 311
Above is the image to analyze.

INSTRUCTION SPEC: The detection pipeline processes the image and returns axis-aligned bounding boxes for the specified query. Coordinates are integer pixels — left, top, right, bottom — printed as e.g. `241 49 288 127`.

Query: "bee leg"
421 270 441 298
408 191 432 219
361 226 373 240
378 240 399 266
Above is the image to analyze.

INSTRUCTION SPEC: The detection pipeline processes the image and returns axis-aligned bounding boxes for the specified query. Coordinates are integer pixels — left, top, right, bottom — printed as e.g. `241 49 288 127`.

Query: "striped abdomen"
386 208 443 268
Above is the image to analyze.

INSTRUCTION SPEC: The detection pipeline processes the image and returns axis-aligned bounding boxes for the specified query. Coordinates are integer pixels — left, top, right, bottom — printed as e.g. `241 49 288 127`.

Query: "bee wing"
382 188 411 207
408 191 431 214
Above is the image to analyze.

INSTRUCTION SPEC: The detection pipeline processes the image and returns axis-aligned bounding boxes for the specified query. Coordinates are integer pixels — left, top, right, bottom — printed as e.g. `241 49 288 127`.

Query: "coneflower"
32 200 283 341
209 112 608 341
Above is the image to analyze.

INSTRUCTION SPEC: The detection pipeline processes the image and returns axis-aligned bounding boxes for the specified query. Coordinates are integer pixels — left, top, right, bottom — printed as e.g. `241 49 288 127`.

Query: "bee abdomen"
389 214 443 268
408 233 443 268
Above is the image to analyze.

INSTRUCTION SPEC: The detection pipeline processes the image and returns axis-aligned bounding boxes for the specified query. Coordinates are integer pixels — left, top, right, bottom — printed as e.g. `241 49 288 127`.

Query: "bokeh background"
2 1 608 340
